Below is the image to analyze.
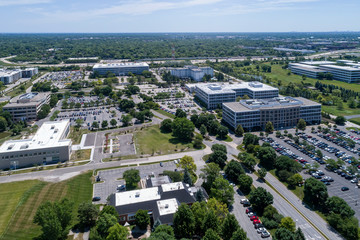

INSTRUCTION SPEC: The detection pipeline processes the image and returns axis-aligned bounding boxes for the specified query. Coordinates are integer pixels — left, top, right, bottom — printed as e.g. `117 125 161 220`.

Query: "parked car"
92 196 101 201
341 187 349 191
261 231 271 238
257 227 267 234
246 207 253 214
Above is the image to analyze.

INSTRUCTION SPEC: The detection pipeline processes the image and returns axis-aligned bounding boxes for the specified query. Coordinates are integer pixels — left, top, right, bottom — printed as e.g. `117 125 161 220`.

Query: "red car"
253 219 261 225
250 216 259 221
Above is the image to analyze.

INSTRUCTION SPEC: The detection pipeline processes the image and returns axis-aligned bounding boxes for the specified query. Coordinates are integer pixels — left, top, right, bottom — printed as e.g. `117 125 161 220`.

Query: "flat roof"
4 92 50 108
0 120 71 153
93 62 149 69
0 69 22 77
157 198 179 216
290 63 327 73
115 187 160 206
197 82 278 95
320 65 360 71
300 61 336 65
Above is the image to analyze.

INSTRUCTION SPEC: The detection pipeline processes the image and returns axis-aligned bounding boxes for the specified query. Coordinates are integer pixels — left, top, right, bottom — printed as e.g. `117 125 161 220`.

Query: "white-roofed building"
169 65 214 82
0 120 72 169
93 62 149 76
0 69 22 84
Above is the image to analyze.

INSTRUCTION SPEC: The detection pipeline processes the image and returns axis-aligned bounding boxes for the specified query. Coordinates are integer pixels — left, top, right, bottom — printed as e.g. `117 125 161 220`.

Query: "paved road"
345 114 360 120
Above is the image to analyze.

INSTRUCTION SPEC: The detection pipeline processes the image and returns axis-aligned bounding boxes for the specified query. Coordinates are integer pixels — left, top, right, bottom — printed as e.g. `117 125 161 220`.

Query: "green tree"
183 168 193 186
101 120 108 129
287 173 303 187
235 124 244 137
258 168 267 179
207 198 229 220
91 121 99 129
37 104 51 119
110 119 117 127
106 223 129 240
123 169 140 190
325 196 355 218
208 150 227 169
199 124 207 136
335 116 346 125
303 178 328 209
177 155 197 173
173 203 195 239
100 205 119 219
274 227 296 240
172 117 195 141
200 163 221 191
175 108 187 118
191 201 207 235
135 209 150 230
224 160 245 183
248 187 273 214
265 121 274 133
280 217 296 232
240 153 256 171
202 210 220 232
203 229 221 240
238 174 253 194
217 125 229 139
121 114 132 126
210 177 235 206
193 134 203 149
211 144 227 154
221 214 240 240
0 116 8 132
257 147 277 169
96 213 118 237
243 133 259 147
154 224 174 236
160 119 172 133
230 228 248 240
297 119 306 131
78 202 99 227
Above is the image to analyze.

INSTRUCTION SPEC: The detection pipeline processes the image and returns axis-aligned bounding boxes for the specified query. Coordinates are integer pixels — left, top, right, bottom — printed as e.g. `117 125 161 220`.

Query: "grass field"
70 149 92 161
0 172 93 240
6 81 33 98
68 127 90 145
0 132 22 145
154 109 175 119
349 117 360 126
134 125 195 155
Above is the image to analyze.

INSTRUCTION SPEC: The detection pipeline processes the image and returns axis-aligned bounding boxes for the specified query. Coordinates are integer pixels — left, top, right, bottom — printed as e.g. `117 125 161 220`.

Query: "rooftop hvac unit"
135 192 140 198
165 204 169 209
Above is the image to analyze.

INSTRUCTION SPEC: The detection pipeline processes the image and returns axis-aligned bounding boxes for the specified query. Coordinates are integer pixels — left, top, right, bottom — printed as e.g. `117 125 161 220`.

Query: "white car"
240 198 248 204
247 212 256 217
257 227 267 234
351 179 358 184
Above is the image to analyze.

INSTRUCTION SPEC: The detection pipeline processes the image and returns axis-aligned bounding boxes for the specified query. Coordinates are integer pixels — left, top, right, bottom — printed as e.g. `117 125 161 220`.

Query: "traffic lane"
232 187 266 240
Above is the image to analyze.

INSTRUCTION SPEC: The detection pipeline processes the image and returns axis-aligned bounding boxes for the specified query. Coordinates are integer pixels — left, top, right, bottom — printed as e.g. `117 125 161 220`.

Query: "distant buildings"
222 97 321 131
110 180 207 225
93 62 149 76
0 68 38 84
0 120 72 170
3 92 50 121
194 82 279 109
289 61 360 83
169 65 214 82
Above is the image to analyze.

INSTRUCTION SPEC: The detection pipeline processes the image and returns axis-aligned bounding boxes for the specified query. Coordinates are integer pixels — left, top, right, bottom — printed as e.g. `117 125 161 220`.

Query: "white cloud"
0 0 51 6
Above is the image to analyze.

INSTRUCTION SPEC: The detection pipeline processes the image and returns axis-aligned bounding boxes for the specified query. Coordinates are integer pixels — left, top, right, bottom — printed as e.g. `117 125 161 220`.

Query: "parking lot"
93 161 177 204
40 71 84 89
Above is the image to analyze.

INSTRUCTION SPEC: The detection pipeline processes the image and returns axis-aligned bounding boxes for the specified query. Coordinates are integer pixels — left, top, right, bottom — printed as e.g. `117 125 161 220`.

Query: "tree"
208 120 220 135
294 228 306 240
160 119 172 133
0 116 8 132
335 116 346 125
258 168 267 179
210 177 235 206
121 114 132 126
37 104 51 119
193 134 203 149
248 187 273 213
96 213 119 237
123 169 140 190
202 210 220 232
106 223 129 240
78 202 99 227
238 174 253 194
224 160 245 183
217 125 229 139
207 198 229 220
257 147 277 169
287 173 303 187
33 199 73 240
172 117 195 141
183 168 193 186
303 178 328 209
201 163 221 190
199 124 207 136
265 121 274 133
203 229 221 240
191 201 207 235
177 155 197 173
297 119 306 131
274 227 296 240
110 119 117 127
316 149 323 159
173 203 195 239
230 228 248 240
280 217 296 232
75 118 84 129
221 214 239 240
91 121 99 129
208 150 227 169
243 133 259 147
211 144 227 154
154 224 174 237
100 205 119 219
240 153 256 171
135 209 150 230
101 120 108 129
235 124 244 137
275 156 302 173
325 196 355 218
175 108 187 118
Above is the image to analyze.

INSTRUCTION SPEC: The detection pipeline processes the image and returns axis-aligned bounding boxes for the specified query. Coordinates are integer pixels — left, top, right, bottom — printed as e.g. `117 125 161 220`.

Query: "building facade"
0 69 22 84
0 120 72 169
169 65 214 82
195 82 279 109
21 68 39 78
222 97 321 131
3 92 50 121
93 62 149 76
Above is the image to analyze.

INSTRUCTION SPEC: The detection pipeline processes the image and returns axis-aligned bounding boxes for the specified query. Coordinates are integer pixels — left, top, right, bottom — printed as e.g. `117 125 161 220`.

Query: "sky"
0 0 359 33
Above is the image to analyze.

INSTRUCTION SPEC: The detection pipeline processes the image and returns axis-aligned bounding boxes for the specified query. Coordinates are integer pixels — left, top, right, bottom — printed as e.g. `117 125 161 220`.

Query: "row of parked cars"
240 199 270 238
284 139 325 164
318 132 360 156
334 129 360 145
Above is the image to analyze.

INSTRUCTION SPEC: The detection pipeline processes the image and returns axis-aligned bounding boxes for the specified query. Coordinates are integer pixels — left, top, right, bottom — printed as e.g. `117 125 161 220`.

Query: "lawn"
68 127 90 145
0 172 93 240
322 105 360 117
349 117 360 126
154 109 175 119
134 125 195 155
6 81 33 98
70 149 92 161
269 170 304 200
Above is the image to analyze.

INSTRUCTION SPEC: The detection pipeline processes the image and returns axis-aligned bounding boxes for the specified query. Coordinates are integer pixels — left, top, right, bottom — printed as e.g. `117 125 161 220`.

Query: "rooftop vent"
20 144 29 149
7 144 15 150
135 192 140 198
51 125 55 130
165 204 169 209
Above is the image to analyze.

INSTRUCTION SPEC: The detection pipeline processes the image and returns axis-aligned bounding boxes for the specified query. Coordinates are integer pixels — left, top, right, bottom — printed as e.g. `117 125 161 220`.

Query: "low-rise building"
0 120 72 169
222 97 321 131
21 68 38 78
169 65 214 82
93 62 149 76
288 63 328 79
110 181 206 225
195 82 279 109
0 69 22 84
3 92 50 121
317 64 360 83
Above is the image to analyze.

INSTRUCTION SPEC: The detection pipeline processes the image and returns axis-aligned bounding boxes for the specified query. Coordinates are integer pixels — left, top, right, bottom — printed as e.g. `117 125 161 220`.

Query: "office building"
3 92 50 121
222 97 321 131
0 69 22 84
0 120 72 169
21 68 38 78
317 65 360 83
288 63 328 79
195 82 279 109
169 65 214 82
110 181 207 225
93 62 149 76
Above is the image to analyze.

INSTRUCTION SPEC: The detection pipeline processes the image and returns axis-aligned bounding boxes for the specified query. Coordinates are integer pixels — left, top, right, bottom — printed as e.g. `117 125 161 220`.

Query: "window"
128 215 136 221
120 216 126 221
